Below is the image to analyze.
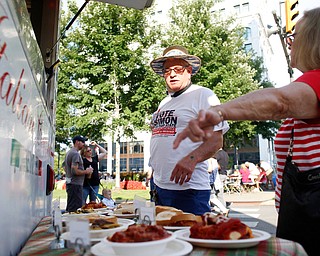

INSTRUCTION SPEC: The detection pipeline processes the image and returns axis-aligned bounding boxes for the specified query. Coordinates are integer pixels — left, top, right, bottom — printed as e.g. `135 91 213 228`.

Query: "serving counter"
18 217 307 256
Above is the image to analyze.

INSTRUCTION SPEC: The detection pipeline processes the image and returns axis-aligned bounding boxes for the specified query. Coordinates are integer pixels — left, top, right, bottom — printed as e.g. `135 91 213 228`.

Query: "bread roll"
156 210 183 226
155 205 182 215
170 213 202 227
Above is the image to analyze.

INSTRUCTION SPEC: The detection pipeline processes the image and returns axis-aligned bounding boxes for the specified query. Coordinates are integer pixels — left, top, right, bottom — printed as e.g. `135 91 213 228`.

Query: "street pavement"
224 191 277 235
224 190 275 204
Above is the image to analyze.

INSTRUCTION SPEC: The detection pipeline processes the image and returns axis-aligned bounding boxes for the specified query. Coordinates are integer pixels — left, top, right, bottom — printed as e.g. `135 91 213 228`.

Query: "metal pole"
46 0 90 58
272 11 293 79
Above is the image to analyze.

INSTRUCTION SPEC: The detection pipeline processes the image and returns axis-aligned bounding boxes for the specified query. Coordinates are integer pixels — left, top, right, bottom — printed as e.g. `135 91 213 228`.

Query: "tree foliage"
162 0 261 147
56 1 163 146
56 0 279 152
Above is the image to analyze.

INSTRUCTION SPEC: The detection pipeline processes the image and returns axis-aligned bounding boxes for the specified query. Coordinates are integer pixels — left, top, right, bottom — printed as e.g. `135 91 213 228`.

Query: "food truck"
0 0 153 254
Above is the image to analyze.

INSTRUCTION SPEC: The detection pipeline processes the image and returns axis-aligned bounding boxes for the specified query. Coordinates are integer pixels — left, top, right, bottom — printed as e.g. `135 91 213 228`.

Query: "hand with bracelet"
173 107 224 149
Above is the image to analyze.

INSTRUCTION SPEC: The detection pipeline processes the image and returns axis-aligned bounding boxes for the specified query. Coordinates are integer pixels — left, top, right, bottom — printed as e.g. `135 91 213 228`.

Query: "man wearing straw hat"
149 45 229 215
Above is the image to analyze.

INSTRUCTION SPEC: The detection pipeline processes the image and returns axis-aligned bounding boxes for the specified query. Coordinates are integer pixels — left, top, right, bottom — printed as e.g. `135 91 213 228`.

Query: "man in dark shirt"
214 148 229 208
215 148 229 176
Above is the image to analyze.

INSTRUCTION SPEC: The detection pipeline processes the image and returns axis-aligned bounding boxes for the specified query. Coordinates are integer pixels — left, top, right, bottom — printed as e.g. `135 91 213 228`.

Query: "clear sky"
300 0 320 11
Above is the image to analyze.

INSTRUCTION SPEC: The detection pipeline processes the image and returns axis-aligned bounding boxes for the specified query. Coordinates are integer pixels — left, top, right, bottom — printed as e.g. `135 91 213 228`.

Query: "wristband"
217 110 224 122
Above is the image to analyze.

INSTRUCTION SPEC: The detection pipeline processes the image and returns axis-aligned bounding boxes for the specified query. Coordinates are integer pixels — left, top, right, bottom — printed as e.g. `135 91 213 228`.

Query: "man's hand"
86 166 93 175
170 155 197 185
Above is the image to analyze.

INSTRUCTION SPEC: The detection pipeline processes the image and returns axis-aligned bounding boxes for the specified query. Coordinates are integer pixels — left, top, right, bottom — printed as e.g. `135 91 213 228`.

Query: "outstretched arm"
173 82 319 148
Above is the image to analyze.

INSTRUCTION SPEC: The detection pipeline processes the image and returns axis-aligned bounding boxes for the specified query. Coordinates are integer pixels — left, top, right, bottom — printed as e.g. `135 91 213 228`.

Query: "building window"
120 142 127 154
219 8 225 16
244 27 251 40
234 5 240 15
120 158 127 172
128 141 144 154
244 43 252 53
129 158 144 172
242 3 249 13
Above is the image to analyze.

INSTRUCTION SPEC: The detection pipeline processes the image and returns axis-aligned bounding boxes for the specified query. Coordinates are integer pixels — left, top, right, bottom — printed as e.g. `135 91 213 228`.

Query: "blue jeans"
155 186 211 215
83 185 99 204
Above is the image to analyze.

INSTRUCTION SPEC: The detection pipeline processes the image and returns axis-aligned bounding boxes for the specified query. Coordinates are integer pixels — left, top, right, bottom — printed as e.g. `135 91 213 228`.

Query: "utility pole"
271 11 293 79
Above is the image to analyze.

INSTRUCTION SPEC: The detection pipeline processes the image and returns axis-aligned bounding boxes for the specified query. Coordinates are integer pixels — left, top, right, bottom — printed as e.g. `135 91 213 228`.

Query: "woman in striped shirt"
173 7 320 256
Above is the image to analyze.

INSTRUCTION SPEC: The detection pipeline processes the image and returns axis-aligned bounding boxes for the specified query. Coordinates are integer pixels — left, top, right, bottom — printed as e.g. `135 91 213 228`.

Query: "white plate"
61 219 134 242
62 213 101 222
117 218 135 226
93 207 113 212
164 226 191 231
61 225 125 242
110 213 138 219
175 229 271 249
91 239 193 256
61 232 102 243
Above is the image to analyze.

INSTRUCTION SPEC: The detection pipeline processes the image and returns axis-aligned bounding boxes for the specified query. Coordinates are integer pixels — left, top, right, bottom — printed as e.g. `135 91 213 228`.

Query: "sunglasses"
163 66 188 76
86 149 91 152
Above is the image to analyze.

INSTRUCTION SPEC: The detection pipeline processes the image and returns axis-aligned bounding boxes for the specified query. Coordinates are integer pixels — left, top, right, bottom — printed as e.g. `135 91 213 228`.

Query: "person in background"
259 160 274 190
149 45 229 215
207 156 229 216
101 188 116 209
64 135 93 212
80 141 107 204
214 148 229 208
173 8 320 255
239 163 251 183
245 161 260 181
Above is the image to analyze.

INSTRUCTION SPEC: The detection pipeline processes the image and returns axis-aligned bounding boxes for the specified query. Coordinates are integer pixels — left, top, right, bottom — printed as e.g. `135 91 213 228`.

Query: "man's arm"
170 130 223 185
71 163 92 176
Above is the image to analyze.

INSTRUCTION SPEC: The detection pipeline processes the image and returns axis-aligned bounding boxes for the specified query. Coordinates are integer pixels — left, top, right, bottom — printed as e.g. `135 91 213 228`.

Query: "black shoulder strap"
287 128 294 159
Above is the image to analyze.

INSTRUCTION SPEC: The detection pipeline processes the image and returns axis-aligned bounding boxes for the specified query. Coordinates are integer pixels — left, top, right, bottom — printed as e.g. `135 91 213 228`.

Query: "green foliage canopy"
56 0 279 152
56 1 163 146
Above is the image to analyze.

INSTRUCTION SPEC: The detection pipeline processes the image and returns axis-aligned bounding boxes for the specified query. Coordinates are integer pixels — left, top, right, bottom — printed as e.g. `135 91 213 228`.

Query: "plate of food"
110 213 138 219
155 205 202 231
94 208 113 215
175 228 271 249
110 203 137 218
61 217 134 242
99 224 180 256
174 213 271 249
62 212 101 222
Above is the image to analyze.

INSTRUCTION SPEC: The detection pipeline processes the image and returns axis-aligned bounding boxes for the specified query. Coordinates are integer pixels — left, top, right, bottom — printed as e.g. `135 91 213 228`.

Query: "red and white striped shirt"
274 69 320 211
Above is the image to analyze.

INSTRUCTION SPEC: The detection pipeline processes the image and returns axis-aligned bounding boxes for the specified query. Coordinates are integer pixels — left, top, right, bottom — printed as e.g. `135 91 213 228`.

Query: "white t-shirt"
150 84 229 190
102 198 115 209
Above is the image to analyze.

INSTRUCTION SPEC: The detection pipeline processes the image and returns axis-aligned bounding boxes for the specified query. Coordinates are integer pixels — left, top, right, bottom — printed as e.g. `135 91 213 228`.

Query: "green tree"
57 1 163 144
162 0 260 147
56 1 164 186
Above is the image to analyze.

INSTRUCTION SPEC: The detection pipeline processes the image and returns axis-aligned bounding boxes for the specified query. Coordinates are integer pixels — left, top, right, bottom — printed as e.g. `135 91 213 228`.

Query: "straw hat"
150 45 201 76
